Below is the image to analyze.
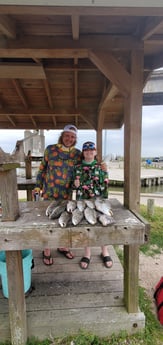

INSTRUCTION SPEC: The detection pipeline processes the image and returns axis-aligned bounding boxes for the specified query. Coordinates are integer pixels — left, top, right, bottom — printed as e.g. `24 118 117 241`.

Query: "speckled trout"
84 207 97 225
58 211 71 227
72 208 84 226
67 200 77 213
95 198 113 216
49 201 67 219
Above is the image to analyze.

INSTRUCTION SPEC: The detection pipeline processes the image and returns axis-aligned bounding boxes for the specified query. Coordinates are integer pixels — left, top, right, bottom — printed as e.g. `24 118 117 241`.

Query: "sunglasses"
82 142 96 151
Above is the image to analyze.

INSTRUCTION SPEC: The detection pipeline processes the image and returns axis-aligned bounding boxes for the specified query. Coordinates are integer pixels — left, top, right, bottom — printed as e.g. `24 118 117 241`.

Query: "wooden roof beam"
7 114 17 127
12 79 28 109
71 15 79 40
1 5 163 16
0 64 46 79
97 84 119 131
142 17 163 40
0 107 81 116
30 115 38 129
79 113 96 130
0 15 16 39
89 50 131 97
0 34 142 54
43 80 54 109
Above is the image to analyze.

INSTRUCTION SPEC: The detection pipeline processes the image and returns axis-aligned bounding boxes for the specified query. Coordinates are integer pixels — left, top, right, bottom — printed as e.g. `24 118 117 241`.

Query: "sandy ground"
139 252 163 299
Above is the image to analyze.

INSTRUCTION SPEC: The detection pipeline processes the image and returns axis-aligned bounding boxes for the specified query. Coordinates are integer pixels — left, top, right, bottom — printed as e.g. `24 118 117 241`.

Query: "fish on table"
76 200 86 212
84 207 97 225
45 200 59 216
67 200 77 213
58 211 71 227
49 201 67 219
95 198 113 216
72 208 84 226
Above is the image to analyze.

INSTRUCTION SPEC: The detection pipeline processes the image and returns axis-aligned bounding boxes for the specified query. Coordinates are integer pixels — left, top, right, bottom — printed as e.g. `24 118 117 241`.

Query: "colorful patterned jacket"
73 159 109 199
35 144 81 200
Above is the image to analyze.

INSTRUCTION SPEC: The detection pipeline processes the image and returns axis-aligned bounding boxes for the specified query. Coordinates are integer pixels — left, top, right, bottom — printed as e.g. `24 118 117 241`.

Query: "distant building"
24 130 45 156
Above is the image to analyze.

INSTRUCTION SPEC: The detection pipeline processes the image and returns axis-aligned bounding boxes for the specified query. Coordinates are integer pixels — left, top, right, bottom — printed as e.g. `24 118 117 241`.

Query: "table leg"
6 251 27 345
124 244 139 312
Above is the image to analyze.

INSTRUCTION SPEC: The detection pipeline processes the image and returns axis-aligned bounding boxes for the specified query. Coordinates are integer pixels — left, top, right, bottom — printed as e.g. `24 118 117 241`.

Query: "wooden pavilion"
0 1 163 344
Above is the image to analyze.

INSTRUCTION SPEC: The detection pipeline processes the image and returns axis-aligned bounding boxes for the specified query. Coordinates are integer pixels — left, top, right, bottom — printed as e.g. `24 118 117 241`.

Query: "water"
109 185 163 195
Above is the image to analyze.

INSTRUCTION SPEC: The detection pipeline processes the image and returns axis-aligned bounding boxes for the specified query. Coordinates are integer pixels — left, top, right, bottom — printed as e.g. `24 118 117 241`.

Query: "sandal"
80 256 90 270
101 253 113 268
42 251 53 266
57 248 74 259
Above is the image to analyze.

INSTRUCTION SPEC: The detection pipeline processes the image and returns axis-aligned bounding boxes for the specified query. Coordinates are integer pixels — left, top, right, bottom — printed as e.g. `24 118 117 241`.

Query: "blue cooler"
0 249 33 298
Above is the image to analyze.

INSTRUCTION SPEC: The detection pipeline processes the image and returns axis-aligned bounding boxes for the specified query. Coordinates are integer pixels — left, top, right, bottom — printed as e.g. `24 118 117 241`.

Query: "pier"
108 162 163 187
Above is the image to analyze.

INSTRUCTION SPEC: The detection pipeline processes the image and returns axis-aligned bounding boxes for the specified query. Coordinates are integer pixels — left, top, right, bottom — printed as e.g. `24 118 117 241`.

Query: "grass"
1 206 163 345
140 205 163 256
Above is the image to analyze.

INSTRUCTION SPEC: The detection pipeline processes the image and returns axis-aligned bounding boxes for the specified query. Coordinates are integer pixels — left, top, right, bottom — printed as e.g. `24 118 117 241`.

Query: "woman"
73 141 113 270
35 124 81 265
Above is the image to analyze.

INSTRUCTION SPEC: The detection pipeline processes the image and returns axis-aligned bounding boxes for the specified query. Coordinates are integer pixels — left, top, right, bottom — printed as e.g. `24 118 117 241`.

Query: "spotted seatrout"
45 200 59 216
98 214 115 226
85 199 95 209
84 207 97 225
72 208 84 226
95 198 113 216
49 201 67 219
77 200 86 212
58 211 71 227
67 200 77 213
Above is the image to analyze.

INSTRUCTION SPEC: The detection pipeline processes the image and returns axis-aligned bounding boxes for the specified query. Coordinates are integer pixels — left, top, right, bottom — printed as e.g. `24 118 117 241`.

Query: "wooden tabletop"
0 199 148 251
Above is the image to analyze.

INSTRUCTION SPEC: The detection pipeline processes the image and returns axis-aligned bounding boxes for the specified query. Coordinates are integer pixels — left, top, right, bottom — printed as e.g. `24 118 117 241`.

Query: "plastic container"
0 249 33 298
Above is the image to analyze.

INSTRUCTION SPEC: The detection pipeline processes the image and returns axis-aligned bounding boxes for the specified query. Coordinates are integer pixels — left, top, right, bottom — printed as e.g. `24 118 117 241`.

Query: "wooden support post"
6 251 27 345
147 199 155 217
124 244 139 313
0 163 20 221
25 154 33 201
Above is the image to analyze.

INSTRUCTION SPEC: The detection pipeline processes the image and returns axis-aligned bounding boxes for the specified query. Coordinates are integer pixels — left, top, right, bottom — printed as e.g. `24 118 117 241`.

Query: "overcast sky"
0 105 162 158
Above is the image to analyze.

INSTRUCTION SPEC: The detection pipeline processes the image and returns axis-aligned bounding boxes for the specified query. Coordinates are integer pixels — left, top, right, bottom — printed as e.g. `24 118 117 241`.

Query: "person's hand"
33 187 41 201
33 187 41 194
100 161 108 172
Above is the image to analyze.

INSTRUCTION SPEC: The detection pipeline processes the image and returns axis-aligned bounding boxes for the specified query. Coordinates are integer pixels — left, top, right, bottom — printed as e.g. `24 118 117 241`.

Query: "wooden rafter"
98 84 119 131
43 80 54 109
0 64 46 79
7 115 16 127
71 15 79 40
0 15 16 38
89 50 131 97
142 17 163 40
12 79 28 109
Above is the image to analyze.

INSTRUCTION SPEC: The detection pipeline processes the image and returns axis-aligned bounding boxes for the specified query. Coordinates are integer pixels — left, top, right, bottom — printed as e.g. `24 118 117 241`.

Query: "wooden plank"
0 169 19 221
26 307 145 340
124 245 139 313
6 251 27 345
89 50 131 97
0 64 46 79
124 49 144 210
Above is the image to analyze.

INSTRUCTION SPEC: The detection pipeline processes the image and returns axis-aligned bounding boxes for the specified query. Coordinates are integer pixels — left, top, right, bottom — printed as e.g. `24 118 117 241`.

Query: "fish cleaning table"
0 199 149 345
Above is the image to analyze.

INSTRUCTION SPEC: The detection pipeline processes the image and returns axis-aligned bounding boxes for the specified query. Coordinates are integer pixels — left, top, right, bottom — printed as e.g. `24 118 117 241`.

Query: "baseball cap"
63 124 78 136
82 142 96 151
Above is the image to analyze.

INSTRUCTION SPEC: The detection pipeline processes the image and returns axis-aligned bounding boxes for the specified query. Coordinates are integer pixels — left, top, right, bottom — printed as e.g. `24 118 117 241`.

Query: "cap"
63 124 78 136
82 141 96 151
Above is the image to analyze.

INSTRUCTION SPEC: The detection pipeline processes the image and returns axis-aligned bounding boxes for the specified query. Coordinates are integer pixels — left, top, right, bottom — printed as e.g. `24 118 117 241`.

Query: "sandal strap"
80 256 90 264
101 254 112 263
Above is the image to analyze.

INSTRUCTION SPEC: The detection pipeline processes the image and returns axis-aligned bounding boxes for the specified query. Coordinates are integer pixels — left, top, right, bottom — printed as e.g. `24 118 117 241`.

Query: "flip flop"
80 256 90 270
57 248 74 259
101 253 113 268
42 251 53 265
